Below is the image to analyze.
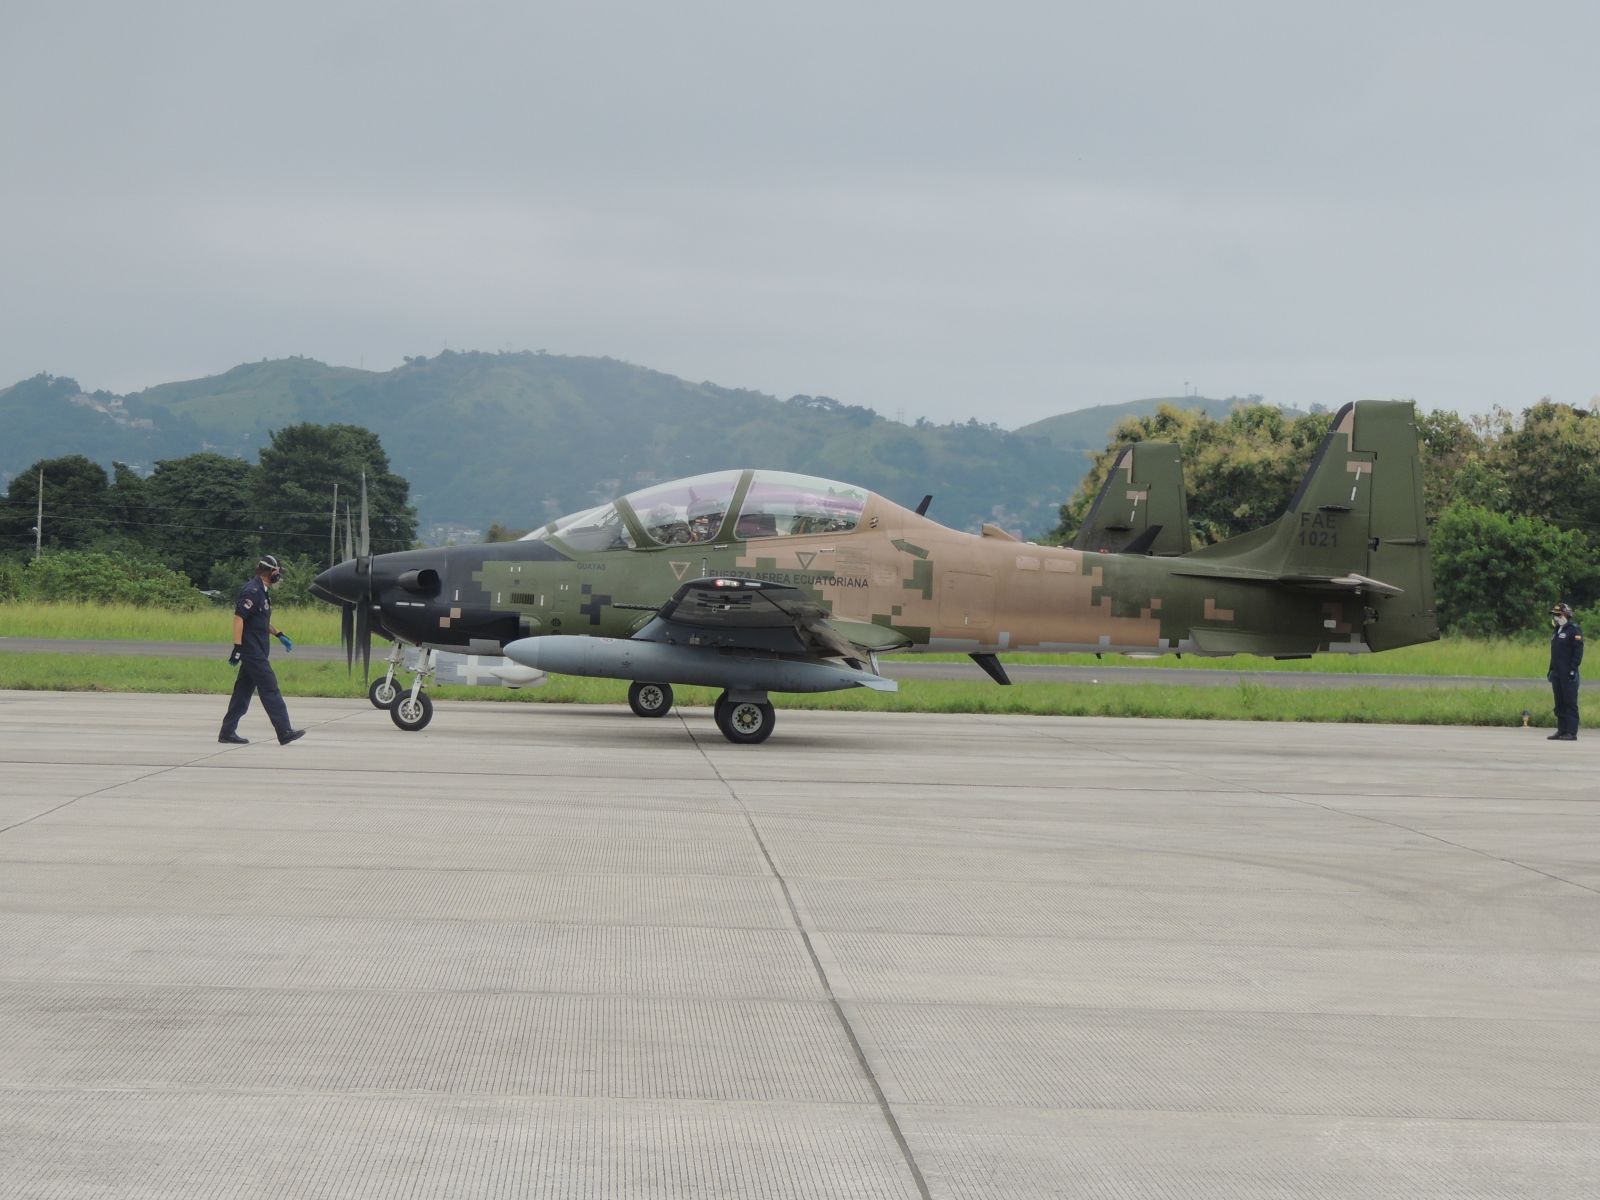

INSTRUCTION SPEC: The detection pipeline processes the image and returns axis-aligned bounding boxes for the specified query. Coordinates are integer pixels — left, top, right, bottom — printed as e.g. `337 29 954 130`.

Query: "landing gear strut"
390 647 437 731
368 643 406 708
628 681 674 718
714 692 775 744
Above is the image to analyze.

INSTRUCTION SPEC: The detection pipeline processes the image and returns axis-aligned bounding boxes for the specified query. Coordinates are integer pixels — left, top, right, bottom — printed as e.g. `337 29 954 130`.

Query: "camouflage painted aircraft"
311 399 1436 743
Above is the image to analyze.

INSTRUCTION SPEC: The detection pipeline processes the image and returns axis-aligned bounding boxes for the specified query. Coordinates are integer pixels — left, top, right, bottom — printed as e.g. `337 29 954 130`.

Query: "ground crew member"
218 554 305 745
1547 601 1583 741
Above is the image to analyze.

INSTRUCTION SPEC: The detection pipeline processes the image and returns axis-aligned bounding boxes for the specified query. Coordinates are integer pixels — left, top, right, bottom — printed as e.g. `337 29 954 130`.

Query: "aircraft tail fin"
1072 441 1190 556
1176 401 1437 649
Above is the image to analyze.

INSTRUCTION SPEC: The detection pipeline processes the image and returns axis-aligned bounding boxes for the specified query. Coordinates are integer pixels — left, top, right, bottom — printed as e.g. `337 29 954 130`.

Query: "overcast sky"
4 0 1596 427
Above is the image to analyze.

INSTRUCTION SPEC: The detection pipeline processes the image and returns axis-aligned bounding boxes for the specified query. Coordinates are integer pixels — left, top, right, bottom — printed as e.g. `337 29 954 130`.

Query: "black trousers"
1551 673 1580 736
221 653 292 738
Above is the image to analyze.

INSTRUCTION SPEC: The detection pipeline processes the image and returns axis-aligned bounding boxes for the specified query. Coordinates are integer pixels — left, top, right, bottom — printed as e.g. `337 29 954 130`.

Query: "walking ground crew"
1547 601 1583 741
219 554 305 745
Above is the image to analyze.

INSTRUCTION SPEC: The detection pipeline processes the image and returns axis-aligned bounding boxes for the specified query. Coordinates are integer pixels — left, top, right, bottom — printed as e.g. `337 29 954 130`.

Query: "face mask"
1553 615 1568 628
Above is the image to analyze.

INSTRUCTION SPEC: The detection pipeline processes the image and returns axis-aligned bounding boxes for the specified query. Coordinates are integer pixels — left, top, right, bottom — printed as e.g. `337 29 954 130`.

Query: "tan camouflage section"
461 399 1434 663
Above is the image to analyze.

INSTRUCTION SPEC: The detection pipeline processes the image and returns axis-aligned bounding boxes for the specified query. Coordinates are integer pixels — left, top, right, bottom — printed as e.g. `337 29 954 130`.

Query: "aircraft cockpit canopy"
522 470 871 551
522 502 635 551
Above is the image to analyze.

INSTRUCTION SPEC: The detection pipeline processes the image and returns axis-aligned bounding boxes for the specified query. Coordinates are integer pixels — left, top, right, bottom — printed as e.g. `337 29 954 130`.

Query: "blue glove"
276 632 293 653
228 645 242 665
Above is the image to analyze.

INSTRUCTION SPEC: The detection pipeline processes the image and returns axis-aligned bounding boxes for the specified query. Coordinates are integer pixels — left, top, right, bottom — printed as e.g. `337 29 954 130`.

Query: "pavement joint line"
4 1080 1597 1129
10 971 1600 1019
0 747 241 836
5 749 1588 801
1274 792 1600 899
1118 744 1600 901
680 706 935 1200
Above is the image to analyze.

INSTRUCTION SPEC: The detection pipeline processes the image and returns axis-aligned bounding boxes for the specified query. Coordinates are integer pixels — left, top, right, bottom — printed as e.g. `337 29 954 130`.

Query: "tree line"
0 423 416 607
4 401 1593 638
1050 399 1600 637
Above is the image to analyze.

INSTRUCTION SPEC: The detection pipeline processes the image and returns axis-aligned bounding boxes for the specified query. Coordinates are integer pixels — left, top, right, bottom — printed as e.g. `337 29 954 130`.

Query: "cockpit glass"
522 502 634 551
623 471 742 546
737 471 869 539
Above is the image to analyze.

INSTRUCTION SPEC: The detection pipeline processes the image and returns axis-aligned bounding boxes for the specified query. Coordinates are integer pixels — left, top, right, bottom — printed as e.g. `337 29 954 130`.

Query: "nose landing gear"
368 643 406 708
389 647 438 731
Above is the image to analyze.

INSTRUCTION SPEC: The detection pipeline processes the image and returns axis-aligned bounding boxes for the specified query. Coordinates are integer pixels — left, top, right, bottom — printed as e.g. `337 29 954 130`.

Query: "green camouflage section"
329 400 1436 674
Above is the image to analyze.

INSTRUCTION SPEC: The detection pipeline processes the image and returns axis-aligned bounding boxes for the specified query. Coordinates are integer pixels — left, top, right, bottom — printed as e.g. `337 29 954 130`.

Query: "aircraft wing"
634 576 911 660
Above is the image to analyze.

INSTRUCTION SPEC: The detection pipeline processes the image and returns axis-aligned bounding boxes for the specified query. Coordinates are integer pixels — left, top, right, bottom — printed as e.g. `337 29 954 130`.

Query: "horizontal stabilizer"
1172 561 1404 596
1119 525 1164 556
1278 572 1404 597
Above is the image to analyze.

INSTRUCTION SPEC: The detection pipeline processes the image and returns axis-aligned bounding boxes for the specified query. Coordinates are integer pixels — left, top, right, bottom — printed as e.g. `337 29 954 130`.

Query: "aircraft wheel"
714 696 775 745
628 681 674 718
391 691 434 731
369 677 399 709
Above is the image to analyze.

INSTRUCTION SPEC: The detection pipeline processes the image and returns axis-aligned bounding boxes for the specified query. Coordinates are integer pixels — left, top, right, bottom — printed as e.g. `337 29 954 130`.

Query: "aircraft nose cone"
311 559 360 605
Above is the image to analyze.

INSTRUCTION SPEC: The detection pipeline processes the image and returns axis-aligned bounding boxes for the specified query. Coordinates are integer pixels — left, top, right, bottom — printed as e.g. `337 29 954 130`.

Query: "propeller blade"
328 483 339 569
355 601 371 683
343 505 354 564
359 471 370 562
341 604 354 673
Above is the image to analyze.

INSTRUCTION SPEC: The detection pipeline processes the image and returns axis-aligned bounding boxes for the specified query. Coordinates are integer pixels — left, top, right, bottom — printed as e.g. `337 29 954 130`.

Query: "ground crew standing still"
219 554 305 745
1547 601 1583 741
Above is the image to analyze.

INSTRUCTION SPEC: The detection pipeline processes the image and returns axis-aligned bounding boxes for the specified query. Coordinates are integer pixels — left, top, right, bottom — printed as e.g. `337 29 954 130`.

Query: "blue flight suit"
1548 620 1583 738
221 574 293 739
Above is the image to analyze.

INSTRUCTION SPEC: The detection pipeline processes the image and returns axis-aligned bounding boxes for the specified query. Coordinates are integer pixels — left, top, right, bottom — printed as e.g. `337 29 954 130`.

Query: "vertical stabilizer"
1073 441 1190 556
1179 401 1437 650
1354 401 1437 650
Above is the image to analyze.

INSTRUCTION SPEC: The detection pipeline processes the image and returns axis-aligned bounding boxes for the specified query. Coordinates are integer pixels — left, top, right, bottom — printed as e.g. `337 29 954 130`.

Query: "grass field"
0 652 1561 728
0 602 1551 678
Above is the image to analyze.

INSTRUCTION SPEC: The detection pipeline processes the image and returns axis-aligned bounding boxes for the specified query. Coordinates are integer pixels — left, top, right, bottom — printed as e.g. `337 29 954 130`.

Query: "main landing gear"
627 681 674 718
626 681 775 743
713 692 776 745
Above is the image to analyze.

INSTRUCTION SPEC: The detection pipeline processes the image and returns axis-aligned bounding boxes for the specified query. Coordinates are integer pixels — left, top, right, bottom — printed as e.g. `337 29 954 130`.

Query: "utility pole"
34 467 43 560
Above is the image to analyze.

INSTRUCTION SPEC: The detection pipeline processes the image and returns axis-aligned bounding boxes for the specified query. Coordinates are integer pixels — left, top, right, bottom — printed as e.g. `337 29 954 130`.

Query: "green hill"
1014 394 1303 454
1 353 1288 540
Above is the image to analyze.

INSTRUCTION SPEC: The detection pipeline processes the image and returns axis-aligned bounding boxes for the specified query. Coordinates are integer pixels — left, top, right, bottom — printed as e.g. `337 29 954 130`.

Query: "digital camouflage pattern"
313 400 1437 740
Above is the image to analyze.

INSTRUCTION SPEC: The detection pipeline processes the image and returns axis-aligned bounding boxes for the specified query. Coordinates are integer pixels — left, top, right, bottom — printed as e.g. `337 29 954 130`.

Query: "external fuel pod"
502 635 896 694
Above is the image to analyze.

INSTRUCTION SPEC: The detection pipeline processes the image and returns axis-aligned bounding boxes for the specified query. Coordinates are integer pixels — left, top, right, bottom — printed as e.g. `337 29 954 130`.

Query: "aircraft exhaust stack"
503 636 898 695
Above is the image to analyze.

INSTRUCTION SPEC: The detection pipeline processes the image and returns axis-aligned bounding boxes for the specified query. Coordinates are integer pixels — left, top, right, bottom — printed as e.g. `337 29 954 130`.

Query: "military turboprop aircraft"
311 399 1436 743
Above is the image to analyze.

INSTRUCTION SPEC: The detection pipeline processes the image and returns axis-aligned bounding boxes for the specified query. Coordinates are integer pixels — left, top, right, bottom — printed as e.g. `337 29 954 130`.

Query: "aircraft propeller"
325 473 376 682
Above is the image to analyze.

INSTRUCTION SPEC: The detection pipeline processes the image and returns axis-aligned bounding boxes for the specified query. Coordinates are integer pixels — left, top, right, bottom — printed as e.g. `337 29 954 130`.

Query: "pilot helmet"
687 497 724 534
647 503 678 527
1551 601 1574 626
258 554 283 583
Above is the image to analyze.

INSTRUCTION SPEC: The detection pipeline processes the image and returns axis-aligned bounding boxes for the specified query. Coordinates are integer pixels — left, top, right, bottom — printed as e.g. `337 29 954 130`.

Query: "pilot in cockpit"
687 497 725 542
647 503 692 545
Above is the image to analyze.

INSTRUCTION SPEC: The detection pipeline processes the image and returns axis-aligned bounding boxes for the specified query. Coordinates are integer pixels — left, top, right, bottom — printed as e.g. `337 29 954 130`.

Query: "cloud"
3 0 1596 421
